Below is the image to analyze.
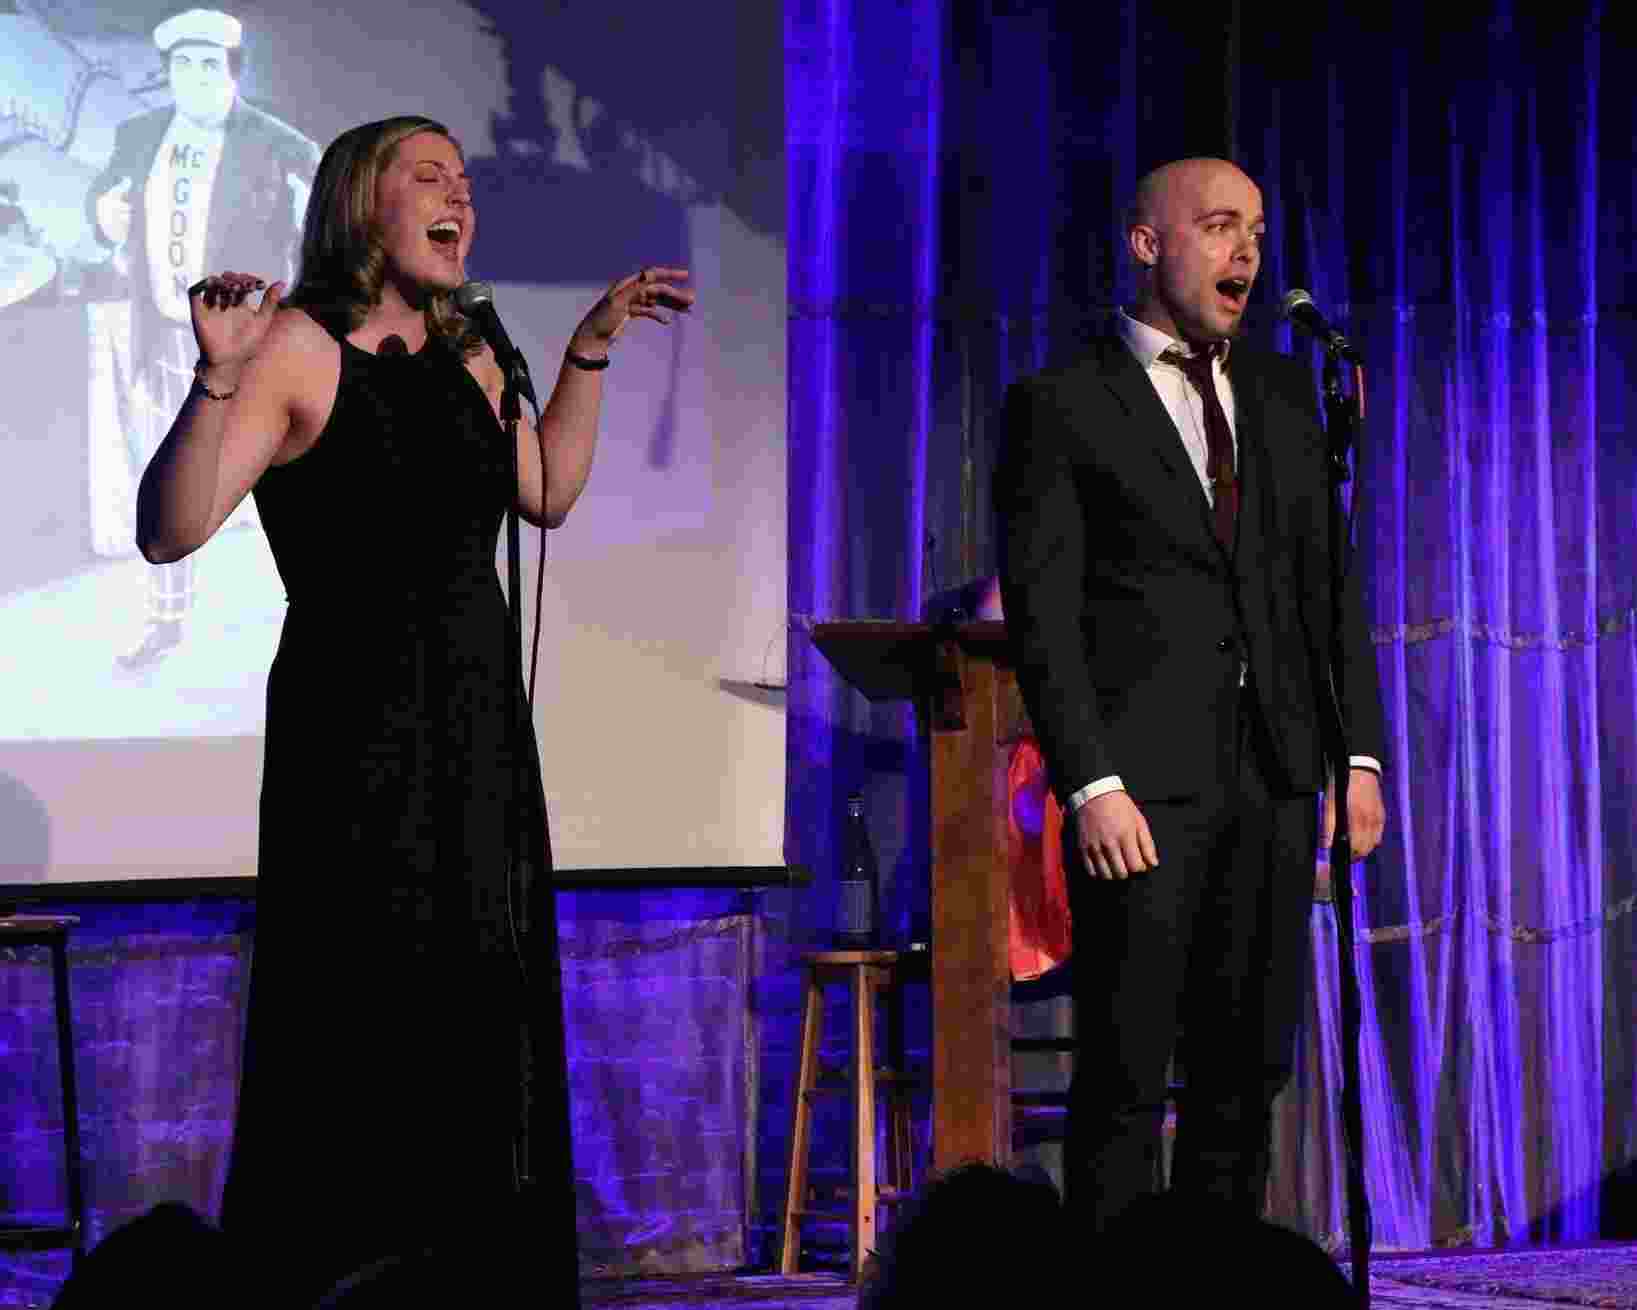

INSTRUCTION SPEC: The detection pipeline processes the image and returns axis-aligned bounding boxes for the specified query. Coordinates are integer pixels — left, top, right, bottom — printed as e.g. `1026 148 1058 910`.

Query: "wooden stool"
0 915 87 1266
779 948 926 1279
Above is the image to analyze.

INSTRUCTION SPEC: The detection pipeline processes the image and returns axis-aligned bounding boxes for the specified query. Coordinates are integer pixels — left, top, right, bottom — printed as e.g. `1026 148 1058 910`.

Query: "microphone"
454 280 537 407
377 334 408 357
1281 289 1362 364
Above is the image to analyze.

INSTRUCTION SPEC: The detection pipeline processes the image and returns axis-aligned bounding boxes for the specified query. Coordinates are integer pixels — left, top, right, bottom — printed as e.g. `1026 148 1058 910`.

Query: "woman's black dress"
221 314 575 1302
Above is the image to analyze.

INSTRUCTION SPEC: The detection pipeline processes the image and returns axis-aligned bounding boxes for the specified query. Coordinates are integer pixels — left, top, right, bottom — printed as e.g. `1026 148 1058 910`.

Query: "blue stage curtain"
784 0 1636 1251
779 0 1228 1256
1237 0 1634 1248
560 891 761 1275
0 902 251 1302
0 891 765 1300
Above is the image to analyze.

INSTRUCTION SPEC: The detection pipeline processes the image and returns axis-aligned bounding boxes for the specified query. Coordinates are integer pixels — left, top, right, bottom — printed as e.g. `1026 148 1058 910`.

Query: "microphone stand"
1319 346 1372 1306
498 353 583 1310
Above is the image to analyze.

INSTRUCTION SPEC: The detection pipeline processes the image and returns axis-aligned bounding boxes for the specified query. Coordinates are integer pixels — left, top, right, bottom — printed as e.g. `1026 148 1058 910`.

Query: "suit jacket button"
1216 636 1233 653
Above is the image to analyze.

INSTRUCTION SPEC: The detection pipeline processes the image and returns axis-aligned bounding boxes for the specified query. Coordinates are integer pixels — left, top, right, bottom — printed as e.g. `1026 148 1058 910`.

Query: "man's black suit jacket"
87 100 320 376
995 326 1386 808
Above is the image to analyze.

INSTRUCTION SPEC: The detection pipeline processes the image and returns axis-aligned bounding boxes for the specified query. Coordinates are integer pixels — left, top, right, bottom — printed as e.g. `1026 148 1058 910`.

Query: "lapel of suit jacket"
126 112 170 275
206 101 252 272
1090 330 1225 566
133 110 171 180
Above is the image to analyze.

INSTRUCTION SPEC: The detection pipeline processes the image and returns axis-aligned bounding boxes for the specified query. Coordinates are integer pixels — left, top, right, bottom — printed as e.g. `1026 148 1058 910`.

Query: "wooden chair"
1010 960 1077 1151
1010 959 1186 1186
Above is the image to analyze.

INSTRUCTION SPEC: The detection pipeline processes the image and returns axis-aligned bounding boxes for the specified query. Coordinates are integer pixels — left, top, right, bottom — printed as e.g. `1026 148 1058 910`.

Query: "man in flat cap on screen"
87 8 319 669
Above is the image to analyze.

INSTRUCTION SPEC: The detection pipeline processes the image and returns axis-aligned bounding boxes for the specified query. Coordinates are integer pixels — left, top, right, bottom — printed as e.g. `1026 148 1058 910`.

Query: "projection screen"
0 0 787 882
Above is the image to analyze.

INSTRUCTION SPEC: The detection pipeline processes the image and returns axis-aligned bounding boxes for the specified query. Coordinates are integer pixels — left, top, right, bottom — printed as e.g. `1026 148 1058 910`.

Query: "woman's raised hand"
571 266 693 356
189 272 285 373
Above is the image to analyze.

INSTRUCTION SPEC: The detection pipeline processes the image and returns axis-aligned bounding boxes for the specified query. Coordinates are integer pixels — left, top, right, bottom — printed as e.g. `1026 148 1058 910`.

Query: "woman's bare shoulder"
264 304 338 358
256 306 343 461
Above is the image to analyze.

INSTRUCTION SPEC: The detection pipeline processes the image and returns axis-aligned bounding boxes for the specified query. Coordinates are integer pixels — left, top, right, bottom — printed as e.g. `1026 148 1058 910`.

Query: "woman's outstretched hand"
570 266 693 357
189 271 285 374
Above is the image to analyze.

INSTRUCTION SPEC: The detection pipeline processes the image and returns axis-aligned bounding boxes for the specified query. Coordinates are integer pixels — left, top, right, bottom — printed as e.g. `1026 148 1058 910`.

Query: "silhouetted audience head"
44 1201 522 1308
859 1162 1069 1309
50 1202 231 1310
1099 1192 1360 1306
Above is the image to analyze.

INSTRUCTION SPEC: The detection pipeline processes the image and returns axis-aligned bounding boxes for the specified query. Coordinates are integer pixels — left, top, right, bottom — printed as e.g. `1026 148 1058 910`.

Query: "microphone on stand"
455 280 537 407
1281 289 1363 364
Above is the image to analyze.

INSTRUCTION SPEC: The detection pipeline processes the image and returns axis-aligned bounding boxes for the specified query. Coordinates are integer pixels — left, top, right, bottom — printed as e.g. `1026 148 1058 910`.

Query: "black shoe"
117 619 183 670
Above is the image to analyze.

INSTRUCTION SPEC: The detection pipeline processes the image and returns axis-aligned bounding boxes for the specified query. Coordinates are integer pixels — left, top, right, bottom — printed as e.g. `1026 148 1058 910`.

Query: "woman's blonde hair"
287 115 481 354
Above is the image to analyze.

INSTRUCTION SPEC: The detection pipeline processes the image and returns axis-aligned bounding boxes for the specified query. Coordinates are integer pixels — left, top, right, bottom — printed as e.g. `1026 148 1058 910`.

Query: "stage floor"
5 1242 1633 1306
581 1245 1637 1309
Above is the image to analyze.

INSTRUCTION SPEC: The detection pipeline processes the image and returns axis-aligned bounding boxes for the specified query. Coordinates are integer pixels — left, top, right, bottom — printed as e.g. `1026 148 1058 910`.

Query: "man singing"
87 7 318 669
994 157 1387 1232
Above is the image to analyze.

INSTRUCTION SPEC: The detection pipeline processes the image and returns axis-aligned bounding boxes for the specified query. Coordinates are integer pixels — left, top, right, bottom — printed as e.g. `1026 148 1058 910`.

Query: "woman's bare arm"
136 279 328 562
467 267 693 530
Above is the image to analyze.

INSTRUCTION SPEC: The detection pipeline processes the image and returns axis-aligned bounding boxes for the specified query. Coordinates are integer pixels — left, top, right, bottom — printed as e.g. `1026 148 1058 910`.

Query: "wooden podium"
811 619 1028 1173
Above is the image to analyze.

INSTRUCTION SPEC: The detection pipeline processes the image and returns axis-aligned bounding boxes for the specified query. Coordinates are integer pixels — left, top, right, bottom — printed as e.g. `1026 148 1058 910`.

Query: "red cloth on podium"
1006 738 1073 981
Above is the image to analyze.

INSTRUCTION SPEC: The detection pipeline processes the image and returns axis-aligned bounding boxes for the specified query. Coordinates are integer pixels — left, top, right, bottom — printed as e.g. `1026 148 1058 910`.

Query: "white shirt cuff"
1070 761 1377 812
1068 775 1125 811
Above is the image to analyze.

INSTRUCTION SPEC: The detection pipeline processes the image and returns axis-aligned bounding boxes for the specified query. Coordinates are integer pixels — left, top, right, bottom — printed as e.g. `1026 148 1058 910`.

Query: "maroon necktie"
1161 345 1237 551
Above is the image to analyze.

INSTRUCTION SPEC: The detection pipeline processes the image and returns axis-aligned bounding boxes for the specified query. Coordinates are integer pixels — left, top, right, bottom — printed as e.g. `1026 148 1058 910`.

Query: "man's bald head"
1123 157 1264 347
1126 158 1255 239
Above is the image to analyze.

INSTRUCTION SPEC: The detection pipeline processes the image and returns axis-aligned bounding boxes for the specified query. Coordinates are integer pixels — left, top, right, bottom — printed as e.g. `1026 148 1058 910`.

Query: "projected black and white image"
90 10 318 671
1 0 785 881
4 8 323 720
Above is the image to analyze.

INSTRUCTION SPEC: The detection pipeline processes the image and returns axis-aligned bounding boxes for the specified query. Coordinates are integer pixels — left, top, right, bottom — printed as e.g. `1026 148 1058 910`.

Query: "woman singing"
135 114 691 1303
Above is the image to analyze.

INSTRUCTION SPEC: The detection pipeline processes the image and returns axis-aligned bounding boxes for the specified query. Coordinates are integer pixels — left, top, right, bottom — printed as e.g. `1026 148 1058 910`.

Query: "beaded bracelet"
564 349 610 372
193 359 238 400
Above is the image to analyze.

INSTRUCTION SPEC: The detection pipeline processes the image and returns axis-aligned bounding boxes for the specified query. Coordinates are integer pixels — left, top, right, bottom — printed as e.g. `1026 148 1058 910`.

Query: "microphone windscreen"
378 334 408 357
1281 288 1315 319
454 280 494 314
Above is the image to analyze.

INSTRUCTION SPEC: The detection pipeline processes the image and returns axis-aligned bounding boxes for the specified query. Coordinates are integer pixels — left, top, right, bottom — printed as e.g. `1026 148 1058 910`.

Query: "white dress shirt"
1066 310 1380 813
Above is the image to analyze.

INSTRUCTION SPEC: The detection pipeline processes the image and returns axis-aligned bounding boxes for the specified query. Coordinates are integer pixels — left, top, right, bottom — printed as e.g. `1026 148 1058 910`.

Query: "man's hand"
1075 790 1159 880
1321 768 1386 860
95 177 133 246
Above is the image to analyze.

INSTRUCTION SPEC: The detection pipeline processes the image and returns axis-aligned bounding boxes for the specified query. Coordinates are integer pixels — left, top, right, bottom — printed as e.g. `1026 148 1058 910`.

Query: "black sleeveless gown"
221 315 577 1303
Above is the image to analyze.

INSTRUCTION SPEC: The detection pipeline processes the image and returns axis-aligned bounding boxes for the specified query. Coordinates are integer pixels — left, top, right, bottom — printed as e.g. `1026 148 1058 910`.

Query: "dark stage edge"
0 867 810 905
581 1273 856 1309
579 1246 1637 1310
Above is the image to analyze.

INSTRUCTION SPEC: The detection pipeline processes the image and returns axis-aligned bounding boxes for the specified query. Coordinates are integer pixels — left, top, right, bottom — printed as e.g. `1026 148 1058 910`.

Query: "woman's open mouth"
427 219 463 260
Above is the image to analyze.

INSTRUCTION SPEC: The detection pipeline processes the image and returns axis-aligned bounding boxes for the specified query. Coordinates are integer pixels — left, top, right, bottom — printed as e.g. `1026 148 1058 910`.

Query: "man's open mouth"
1217 277 1250 304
